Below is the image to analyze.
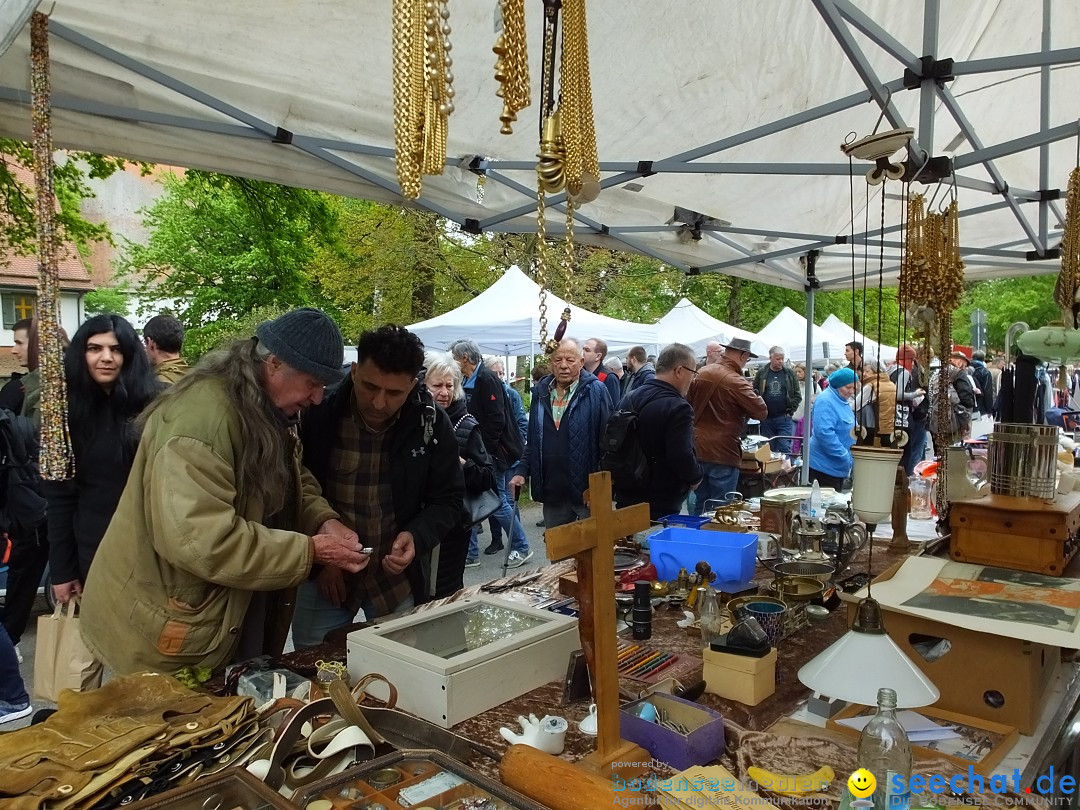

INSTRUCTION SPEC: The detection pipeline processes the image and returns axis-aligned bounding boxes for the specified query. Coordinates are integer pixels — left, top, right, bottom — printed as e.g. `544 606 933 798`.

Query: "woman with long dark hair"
44 314 160 604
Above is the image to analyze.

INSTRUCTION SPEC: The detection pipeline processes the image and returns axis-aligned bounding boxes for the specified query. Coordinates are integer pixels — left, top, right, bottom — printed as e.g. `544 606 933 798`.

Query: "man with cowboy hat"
686 337 767 514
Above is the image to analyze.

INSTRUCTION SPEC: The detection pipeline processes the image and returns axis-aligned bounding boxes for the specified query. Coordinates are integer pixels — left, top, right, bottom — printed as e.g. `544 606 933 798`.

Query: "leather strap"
351 672 398 709
328 678 385 746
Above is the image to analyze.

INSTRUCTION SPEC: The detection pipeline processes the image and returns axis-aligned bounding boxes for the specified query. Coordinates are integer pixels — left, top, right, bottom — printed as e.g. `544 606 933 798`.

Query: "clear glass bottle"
857 687 912 810
696 584 722 649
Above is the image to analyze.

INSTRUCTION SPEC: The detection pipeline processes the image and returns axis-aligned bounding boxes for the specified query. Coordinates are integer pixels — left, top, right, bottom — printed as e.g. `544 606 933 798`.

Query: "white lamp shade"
798 627 940 708
850 446 903 524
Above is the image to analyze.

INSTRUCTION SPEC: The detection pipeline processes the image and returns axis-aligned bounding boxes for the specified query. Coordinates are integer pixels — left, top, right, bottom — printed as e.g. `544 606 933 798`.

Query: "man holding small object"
82 308 369 675
295 325 463 647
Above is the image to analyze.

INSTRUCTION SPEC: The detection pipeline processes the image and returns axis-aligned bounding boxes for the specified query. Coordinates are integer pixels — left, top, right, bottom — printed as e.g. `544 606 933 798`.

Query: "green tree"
83 284 131 316
953 276 1059 351
311 199 499 340
0 141 135 260
118 171 339 327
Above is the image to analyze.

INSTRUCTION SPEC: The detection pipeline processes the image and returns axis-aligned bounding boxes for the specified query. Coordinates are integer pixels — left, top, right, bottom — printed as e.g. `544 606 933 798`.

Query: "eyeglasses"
679 365 698 378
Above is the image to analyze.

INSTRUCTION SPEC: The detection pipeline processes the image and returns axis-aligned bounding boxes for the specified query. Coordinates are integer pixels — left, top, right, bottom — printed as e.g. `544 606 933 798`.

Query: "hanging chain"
1056 166 1080 327
30 12 73 481
392 0 454 199
559 0 598 201
494 0 530 134
536 187 551 351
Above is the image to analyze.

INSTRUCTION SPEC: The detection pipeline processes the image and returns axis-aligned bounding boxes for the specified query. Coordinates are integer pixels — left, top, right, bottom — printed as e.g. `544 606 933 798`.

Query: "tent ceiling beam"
810 0 908 132
479 160 855 176
951 174 1040 201
951 120 1080 171
951 47 1080 76
483 169 692 272
936 85 1042 250
50 19 465 224
475 170 639 229
611 224 839 243
1038 0 1052 250
917 0 940 159
848 199 1013 243
704 231 806 283
834 0 920 71
656 78 908 166
698 239 834 273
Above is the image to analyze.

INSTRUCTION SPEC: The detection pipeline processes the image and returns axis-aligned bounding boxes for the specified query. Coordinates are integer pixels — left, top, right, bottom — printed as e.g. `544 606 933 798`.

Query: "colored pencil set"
616 643 679 678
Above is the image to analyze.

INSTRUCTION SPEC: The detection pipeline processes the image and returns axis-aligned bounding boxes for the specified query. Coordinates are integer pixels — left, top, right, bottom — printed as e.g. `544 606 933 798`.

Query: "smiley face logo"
848 768 876 798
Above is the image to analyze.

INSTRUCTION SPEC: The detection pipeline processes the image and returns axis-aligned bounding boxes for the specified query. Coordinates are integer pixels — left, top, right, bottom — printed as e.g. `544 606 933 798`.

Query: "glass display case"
126 767 294 809
347 595 579 728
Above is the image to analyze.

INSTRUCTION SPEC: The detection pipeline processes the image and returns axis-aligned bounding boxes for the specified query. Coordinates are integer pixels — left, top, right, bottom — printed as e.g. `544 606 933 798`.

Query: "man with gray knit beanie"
82 308 368 675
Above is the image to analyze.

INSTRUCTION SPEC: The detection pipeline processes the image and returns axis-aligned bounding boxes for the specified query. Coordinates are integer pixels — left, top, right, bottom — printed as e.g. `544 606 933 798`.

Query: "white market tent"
820 313 899 364
407 266 658 355
0 1 1073 303
656 298 768 358
757 307 851 364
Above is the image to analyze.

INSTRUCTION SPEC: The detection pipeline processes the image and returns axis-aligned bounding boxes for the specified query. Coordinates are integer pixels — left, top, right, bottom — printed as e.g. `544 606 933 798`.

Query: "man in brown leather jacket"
687 338 767 514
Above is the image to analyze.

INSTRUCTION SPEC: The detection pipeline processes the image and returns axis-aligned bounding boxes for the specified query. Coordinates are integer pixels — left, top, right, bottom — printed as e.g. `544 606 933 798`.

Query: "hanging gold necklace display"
493 0 530 135
30 12 74 480
391 0 454 200
533 0 600 353
899 193 964 513
1055 165 1080 328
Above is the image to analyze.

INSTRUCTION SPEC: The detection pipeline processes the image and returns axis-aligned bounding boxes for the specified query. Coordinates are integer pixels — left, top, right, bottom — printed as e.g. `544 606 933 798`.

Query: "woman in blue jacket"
808 367 857 490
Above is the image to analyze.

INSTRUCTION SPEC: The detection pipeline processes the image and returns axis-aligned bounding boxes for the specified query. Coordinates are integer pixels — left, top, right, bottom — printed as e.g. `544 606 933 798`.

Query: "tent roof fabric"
0 3 1074 291
756 307 851 364
407 267 658 355
656 298 768 357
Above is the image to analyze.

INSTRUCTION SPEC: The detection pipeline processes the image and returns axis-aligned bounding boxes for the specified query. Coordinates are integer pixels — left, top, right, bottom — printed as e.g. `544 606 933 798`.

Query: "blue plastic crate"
657 514 711 530
648 527 757 587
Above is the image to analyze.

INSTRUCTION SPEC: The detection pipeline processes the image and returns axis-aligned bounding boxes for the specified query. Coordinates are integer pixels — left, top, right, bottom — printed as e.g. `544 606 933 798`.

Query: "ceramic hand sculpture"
499 713 569 755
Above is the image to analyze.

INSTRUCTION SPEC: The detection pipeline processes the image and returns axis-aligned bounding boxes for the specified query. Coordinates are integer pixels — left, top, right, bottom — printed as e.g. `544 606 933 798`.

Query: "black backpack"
0 408 46 535
600 405 649 492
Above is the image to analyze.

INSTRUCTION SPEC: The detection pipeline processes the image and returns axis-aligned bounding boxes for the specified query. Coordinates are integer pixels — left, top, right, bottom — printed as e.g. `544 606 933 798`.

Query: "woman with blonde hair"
423 351 496 595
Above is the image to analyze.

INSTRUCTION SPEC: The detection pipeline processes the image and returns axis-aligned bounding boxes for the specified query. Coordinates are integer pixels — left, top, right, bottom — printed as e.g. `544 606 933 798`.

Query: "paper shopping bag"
33 597 103 702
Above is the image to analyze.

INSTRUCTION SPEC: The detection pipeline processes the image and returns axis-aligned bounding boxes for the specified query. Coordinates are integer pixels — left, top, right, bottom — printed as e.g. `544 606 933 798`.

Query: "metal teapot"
821 503 868 573
788 513 827 561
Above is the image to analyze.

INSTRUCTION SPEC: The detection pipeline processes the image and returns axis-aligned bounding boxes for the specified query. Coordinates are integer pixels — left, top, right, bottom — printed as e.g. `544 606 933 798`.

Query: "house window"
1 293 36 329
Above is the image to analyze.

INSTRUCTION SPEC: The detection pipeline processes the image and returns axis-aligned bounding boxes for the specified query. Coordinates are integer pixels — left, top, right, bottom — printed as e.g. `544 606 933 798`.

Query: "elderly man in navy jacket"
510 338 612 529
614 343 703 519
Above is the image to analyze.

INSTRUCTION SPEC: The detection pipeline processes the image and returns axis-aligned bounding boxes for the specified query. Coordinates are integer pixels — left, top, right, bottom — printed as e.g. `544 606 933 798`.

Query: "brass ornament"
536 111 566 193
391 0 454 200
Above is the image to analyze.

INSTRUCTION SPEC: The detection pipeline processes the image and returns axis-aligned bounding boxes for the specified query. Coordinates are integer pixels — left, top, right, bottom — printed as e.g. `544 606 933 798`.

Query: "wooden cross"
544 470 651 778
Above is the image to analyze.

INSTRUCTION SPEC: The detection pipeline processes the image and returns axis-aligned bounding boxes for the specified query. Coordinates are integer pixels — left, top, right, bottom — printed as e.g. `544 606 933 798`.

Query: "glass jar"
908 476 933 520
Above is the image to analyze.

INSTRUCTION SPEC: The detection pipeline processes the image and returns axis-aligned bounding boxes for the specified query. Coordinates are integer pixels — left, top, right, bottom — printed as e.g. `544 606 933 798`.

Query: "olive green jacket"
80 377 338 674
155 357 190 385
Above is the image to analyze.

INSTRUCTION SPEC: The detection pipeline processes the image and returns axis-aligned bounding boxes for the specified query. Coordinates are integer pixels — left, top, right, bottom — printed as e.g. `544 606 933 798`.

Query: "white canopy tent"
820 314 899 365
407 266 658 356
0 2 1072 296
757 307 851 364
656 298 768 358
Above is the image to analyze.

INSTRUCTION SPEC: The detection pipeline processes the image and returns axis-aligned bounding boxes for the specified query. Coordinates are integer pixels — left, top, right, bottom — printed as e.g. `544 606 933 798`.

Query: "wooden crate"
347 595 580 728
950 491 1080 575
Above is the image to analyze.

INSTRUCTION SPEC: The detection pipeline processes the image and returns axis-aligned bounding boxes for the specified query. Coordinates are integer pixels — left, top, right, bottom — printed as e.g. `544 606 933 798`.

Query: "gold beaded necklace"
30 12 74 481
391 0 454 200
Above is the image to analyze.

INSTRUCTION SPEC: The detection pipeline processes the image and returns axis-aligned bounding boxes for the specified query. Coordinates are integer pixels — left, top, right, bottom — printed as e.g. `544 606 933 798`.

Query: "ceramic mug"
744 600 785 648
757 534 778 559
578 703 598 736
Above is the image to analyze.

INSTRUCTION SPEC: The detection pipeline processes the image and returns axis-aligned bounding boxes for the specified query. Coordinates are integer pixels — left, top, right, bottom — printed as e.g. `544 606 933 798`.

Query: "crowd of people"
0 310 1005 723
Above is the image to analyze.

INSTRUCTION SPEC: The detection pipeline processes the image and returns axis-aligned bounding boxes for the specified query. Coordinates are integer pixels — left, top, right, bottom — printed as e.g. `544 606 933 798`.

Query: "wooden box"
346 595 580 728
703 647 777 706
843 562 1061 735
620 693 726 770
949 491 1080 575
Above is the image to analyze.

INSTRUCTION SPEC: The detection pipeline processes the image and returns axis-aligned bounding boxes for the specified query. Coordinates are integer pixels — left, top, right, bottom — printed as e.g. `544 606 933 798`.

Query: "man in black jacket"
614 343 703 520
294 325 463 648
450 339 531 564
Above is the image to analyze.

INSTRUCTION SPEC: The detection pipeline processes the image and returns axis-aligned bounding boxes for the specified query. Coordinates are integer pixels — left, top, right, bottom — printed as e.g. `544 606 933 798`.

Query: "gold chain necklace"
494 0 530 134
391 0 454 199
1056 166 1080 326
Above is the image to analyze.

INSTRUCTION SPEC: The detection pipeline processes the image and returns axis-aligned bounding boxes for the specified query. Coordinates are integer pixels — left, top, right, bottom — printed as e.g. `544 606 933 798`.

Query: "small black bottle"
632 580 652 640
